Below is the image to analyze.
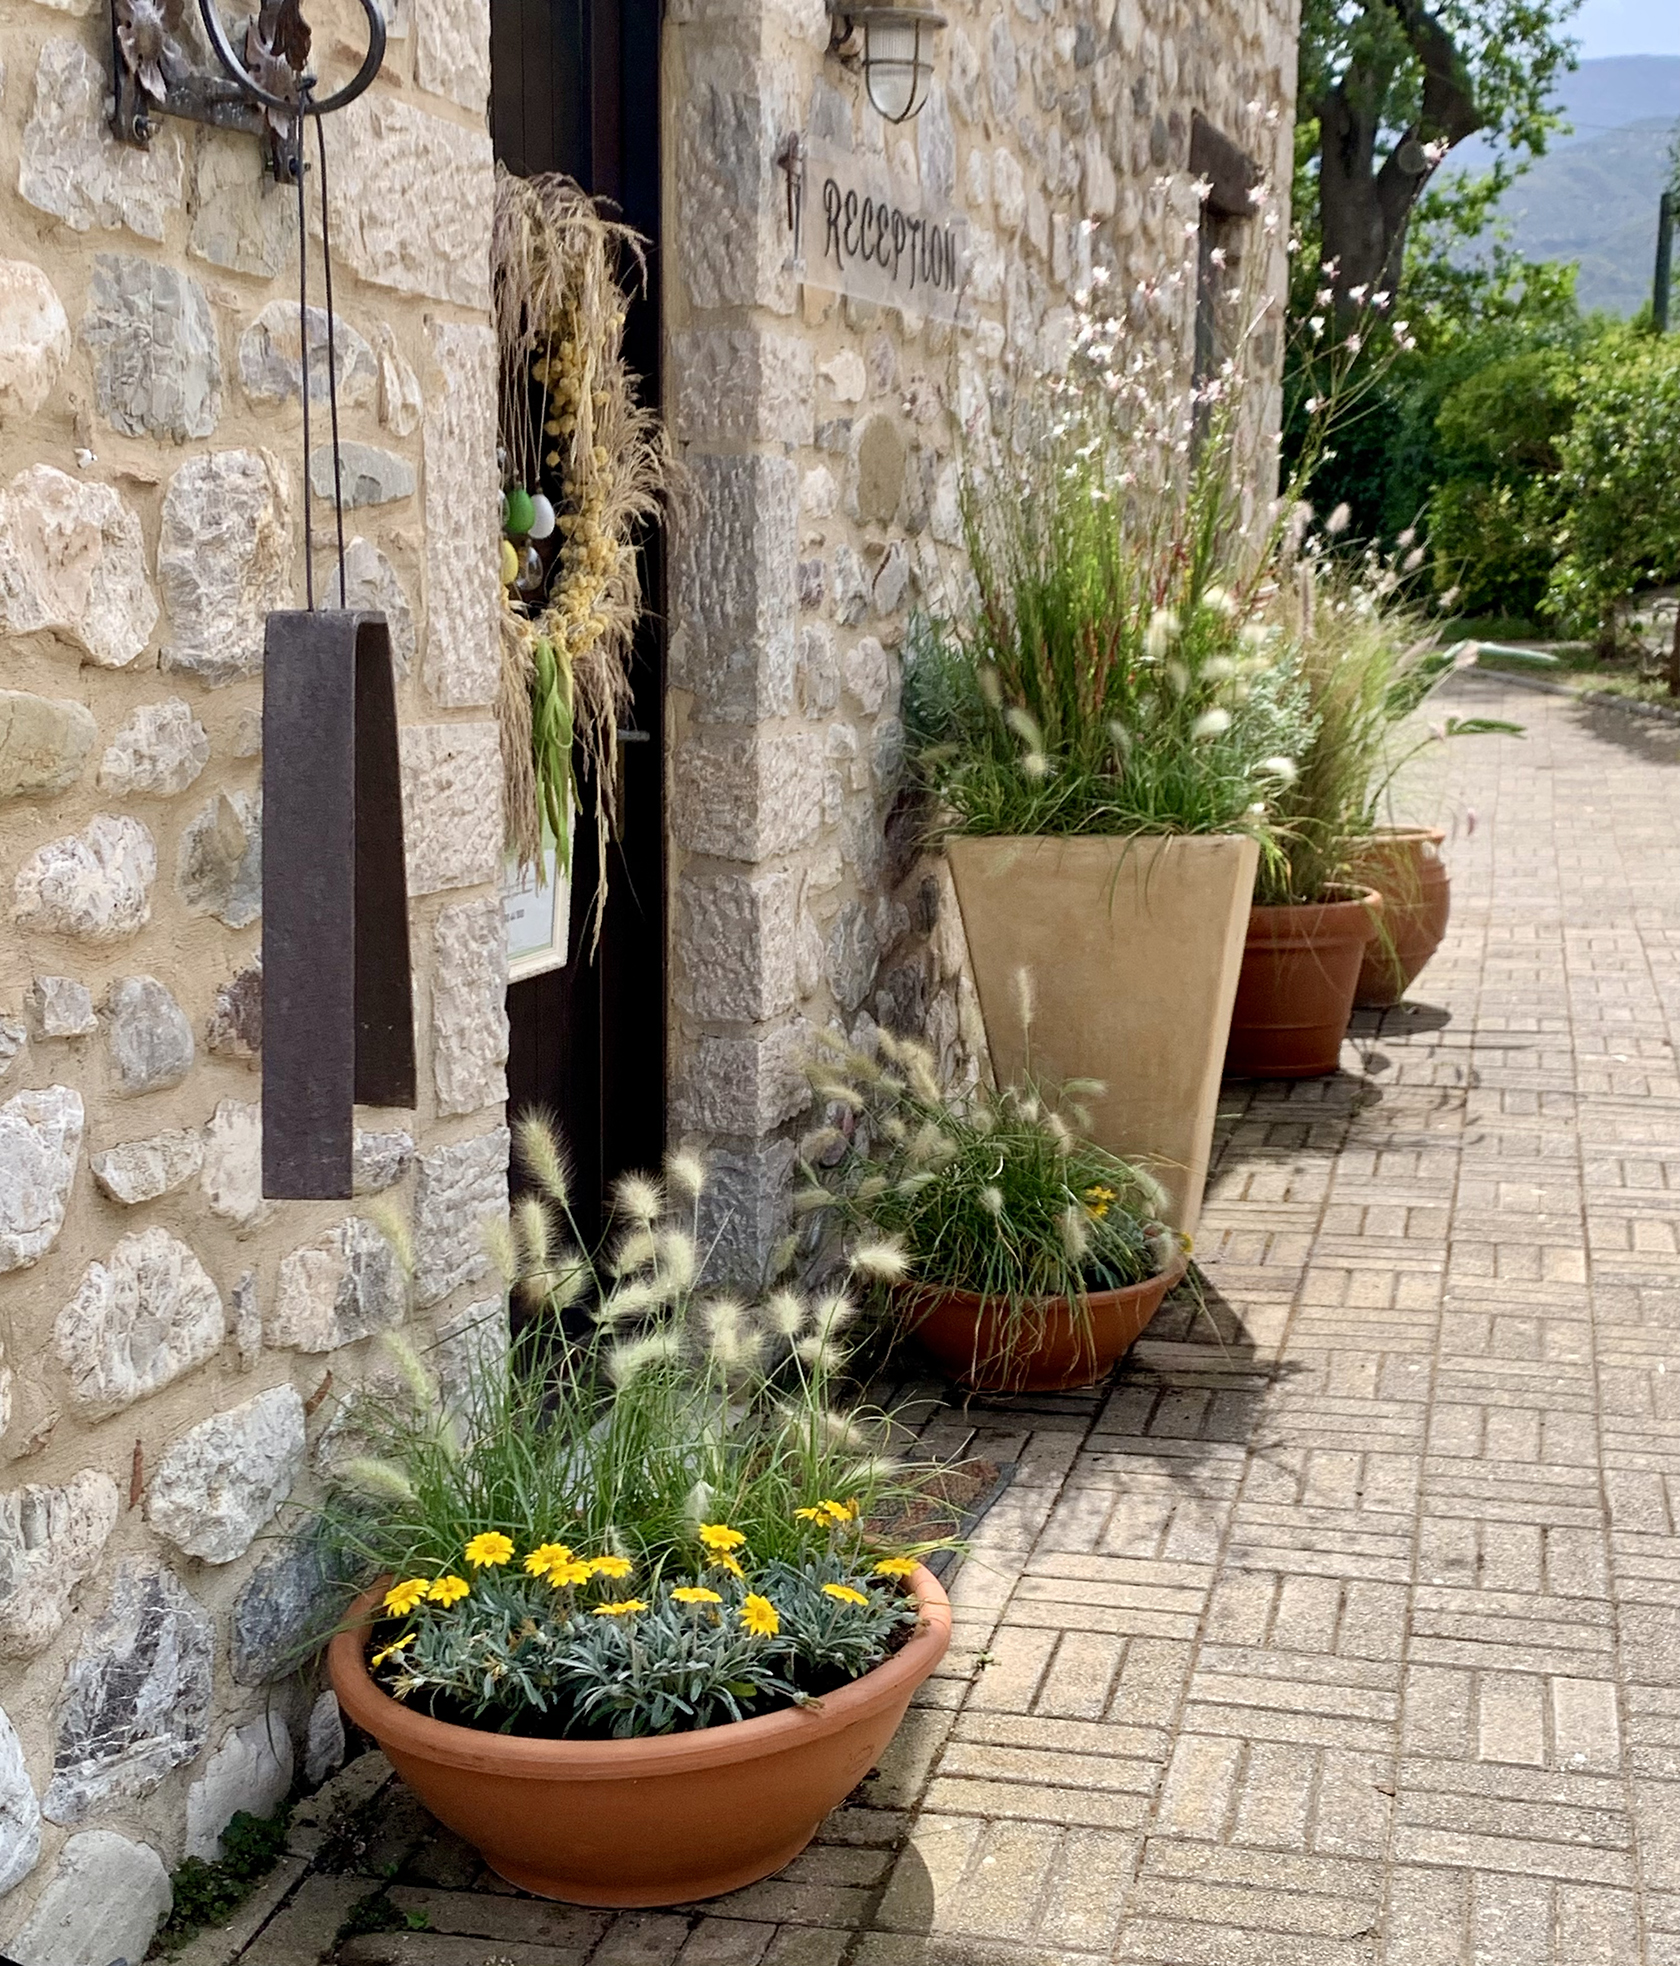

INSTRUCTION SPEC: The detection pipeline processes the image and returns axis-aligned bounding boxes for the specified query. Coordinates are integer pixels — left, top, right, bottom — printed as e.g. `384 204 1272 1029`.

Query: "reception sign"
802 142 967 323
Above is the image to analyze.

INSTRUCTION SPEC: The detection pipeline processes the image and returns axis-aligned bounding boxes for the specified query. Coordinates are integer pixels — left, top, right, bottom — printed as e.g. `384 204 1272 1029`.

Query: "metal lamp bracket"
110 0 385 179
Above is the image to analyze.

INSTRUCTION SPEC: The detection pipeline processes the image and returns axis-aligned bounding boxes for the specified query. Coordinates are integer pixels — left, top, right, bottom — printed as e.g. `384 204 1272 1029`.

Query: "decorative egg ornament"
527 492 557 541
504 486 535 536
500 539 520 586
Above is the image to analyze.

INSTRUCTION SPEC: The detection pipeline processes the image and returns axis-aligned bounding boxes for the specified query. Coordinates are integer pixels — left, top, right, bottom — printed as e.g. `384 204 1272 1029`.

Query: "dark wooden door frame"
492 0 666 1242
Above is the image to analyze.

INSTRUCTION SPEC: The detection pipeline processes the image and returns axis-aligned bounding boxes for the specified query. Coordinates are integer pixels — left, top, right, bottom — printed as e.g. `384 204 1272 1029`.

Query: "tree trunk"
1315 0 1482 313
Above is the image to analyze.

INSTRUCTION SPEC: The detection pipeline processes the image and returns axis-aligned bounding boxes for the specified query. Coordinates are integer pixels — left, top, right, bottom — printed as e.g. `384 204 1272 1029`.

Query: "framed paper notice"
503 826 571 982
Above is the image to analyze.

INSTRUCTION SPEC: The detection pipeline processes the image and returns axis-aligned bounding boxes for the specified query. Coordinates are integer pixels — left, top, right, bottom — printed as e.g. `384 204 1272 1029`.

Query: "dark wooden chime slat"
262 611 416 1198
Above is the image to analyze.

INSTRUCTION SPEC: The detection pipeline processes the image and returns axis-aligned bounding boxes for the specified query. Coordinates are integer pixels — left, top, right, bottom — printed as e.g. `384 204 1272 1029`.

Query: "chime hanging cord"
291 97 350 611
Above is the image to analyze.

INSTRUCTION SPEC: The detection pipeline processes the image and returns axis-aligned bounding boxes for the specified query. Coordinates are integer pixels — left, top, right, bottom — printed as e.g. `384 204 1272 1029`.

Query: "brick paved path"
224 676 1680 1966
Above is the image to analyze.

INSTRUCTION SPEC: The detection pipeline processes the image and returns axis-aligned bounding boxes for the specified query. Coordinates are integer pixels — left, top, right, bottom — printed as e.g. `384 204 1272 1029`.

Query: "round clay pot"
899 1248 1188 1394
1350 828 1451 1008
328 1568 951 1908
1225 888 1383 1079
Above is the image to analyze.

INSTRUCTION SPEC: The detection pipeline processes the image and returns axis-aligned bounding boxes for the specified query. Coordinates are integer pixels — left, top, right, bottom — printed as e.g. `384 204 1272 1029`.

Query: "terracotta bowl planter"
1225 888 1383 1079
1350 827 1451 1008
328 1569 952 1908
899 1248 1188 1394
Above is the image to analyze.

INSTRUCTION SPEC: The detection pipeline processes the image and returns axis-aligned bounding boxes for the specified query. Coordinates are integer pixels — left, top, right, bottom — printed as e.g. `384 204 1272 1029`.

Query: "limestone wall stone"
663 0 1300 1276
0 0 505 1950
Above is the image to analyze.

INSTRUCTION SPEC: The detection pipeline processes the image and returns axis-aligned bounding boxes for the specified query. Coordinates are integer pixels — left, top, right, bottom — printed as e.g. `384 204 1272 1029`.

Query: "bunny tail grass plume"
482 1211 519 1286
515 1194 553 1274
768 1234 799 1278
980 1185 1005 1217
596 1274 671 1322
516 1110 571 1207
606 1328 683 1386
383 1332 442 1414
337 1456 417 1504
684 1479 714 1531
810 1079 864 1112
613 1172 665 1225
796 1334 844 1374
850 1238 911 1284
655 1227 698 1294
365 1203 415 1282
793 1184 836 1215
799 1125 845 1161
545 1256 591 1311
855 1173 889 1203
704 1298 749 1371
818 1406 875 1453
611 1226 659 1275
841 1454 899 1490
1059 1205 1092 1261
814 1292 857 1336
664 1149 706 1200
763 1289 809 1339
1013 966 1037 1039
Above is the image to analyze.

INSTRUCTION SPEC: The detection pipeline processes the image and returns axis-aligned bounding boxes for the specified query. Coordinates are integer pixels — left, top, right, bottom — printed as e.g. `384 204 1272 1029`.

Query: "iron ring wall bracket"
196 0 386 123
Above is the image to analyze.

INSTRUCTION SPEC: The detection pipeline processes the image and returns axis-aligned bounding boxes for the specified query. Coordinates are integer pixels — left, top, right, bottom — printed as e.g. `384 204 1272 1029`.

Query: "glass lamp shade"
859 9 941 122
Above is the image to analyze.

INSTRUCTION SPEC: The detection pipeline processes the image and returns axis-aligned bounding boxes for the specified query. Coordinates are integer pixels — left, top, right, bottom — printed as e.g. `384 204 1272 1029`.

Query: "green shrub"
1546 330 1680 645
1433 348 1577 478
1426 477 1563 623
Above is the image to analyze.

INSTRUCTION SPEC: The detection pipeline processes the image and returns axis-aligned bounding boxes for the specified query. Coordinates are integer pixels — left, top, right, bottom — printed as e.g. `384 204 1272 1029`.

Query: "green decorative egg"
504 486 536 536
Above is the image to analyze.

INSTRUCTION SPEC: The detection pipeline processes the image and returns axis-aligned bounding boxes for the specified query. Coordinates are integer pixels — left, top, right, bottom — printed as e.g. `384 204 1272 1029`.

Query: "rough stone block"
0 1470 120 1660
97 697 209 797
207 960 263 1061
231 1538 328 1685
177 789 262 927
90 1126 203 1204
0 1020 23 1082
159 449 293 685
0 1705 40 1897
269 1217 405 1351
45 1558 213 1823
416 0 491 109
677 869 800 1022
826 899 882 1013
400 723 504 895
432 896 509 1117
695 1136 797 1282
237 300 376 407
670 453 798 723
674 1023 812 1137
105 974 194 1093
13 814 156 941
672 330 815 445
7 1830 171 1966
0 465 156 669
148 1385 306 1564
671 725 825 861
19 39 184 241
305 1691 346 1787
201 1098 269 1231
0 689 95 800
377 325 423 436
343 537 417 674
307 443 416 507
0 258 70 421
0 1084 82 1272
55 1227 225 1415
422 321 500 709
354 1127 415 1194
322 95 493 309
80 252 221 441
28 975 96 1039
186 1717 294 1862
189 132 297 277
413 1127 510 1306
674 41 790 312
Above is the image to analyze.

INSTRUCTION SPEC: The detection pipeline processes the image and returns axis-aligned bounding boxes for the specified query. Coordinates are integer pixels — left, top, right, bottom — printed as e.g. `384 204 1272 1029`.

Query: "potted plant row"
315 1124 952 1908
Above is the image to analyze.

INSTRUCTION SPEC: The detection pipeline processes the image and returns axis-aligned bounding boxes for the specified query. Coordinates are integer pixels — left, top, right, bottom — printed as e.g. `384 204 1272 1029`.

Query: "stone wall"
663 0 1300 1273
0 0 506 1950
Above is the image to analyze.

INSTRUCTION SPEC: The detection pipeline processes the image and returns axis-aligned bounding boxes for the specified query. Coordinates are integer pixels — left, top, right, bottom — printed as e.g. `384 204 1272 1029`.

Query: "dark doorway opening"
491 0 666 1243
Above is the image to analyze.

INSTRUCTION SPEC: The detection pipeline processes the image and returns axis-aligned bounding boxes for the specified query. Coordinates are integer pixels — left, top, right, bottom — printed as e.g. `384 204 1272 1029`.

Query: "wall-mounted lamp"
828 3 945 123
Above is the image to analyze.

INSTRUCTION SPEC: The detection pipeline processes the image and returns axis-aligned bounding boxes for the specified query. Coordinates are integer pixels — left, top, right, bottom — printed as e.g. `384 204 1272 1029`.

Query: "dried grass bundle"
492 165 672 921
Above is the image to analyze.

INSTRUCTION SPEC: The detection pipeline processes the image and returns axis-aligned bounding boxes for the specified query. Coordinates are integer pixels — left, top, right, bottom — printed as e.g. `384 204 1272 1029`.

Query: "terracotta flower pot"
1350 827 1451 1008
946 834 1258 1237
328 1569 952 1908
899 1248 1188 1394
1225 888 1383 1079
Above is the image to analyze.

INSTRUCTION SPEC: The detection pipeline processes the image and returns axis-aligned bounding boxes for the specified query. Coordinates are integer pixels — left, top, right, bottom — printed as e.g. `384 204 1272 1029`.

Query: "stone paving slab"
228 677 1680 1963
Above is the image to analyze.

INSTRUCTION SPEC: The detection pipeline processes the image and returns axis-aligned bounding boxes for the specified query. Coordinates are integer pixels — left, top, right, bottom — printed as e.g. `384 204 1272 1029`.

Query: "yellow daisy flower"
794 1506 829 1523
873 1557 920 1578
593 1598 649 1617
671 1586 723 1606
382 1577 430 1617
697 1523 747 1552
708 1552 746 1579
740 1594 780 1637
1084 1183 1117 1222
545 1558 594 1589
371 1631 414 1668
464 1532 514 1569
589 1554 633 1580
823 1499 860 1523
524 1542 573 1579
822 1583 870 1607
427 1574 470 1606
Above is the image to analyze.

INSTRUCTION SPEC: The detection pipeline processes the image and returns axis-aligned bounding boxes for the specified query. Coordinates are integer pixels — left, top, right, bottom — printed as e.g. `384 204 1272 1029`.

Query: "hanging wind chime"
109 0 415 1199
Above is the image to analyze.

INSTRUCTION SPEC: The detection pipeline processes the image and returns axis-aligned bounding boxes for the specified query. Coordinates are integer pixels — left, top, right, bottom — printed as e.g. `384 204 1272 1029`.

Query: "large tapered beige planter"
945 834 1259 1236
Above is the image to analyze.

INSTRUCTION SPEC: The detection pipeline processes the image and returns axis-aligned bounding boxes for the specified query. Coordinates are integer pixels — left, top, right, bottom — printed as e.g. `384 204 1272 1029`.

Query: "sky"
1572 0 1680 59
